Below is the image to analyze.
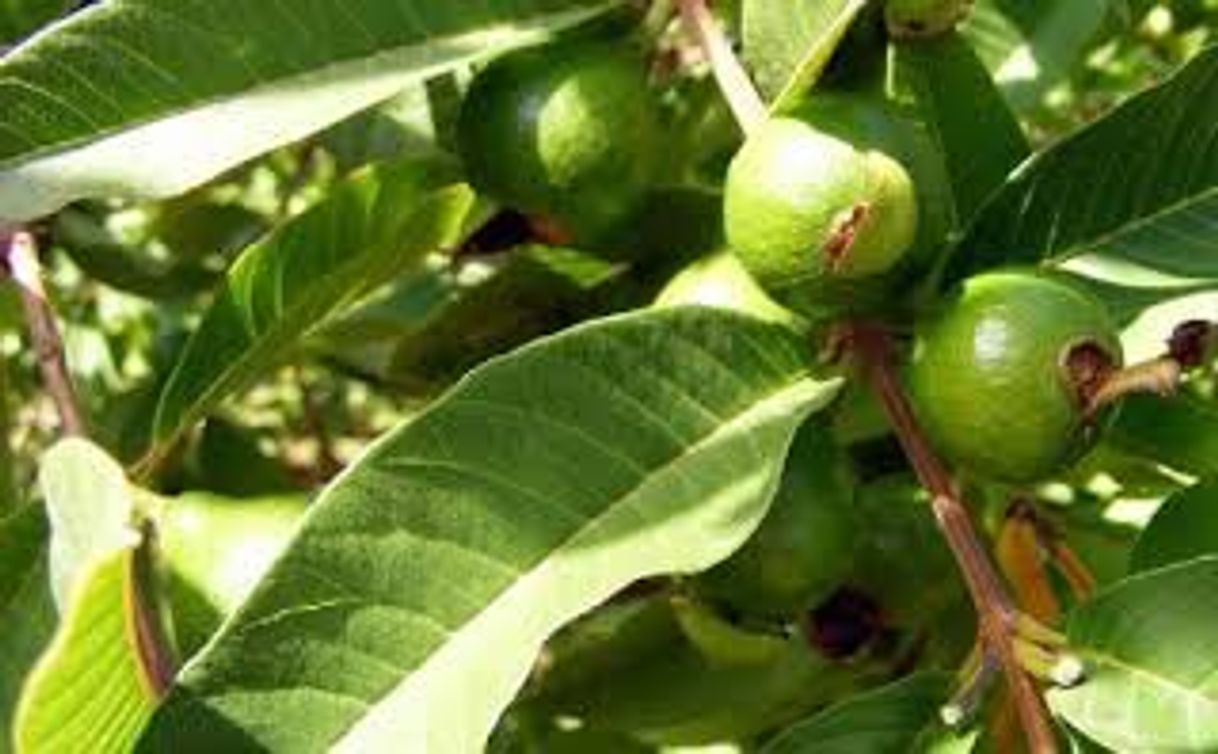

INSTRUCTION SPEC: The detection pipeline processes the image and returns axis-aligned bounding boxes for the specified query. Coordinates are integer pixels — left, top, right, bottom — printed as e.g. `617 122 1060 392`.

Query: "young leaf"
0 505 55 753
142 308 843 753
1130 479 1218 573
13 546 162 754
0 0 619 222
1049 556 1218 752
762 673 951 753
951 45 1218 281
38 438 138 610
150 159 475 450
745 0 869 113
891 32 1029 230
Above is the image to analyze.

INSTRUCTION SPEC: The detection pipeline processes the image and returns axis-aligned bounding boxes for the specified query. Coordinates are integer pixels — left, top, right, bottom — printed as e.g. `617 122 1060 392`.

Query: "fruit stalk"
848 323 1059 754
676 0 767 134
1 228 87 437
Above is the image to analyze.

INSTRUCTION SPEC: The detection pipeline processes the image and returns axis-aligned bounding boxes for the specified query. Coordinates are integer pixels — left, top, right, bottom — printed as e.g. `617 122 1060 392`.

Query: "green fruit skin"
909 271 1123 484
696 419 857 618
885 0 973 38
723 104 920 319
457 40 658 247
653 249 805 330
157 493 306 657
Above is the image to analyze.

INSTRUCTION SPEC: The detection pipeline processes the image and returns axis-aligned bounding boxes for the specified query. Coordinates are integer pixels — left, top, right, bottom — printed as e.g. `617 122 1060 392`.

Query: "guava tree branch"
848 322 1059 754
1 228 87 437
675 0 767 134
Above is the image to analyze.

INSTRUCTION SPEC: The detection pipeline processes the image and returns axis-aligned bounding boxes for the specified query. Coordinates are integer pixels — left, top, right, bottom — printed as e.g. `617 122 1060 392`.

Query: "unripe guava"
909 270 1123 484
156 492 306 657
653 249 803 329
723 108 918 318
695 419 857 618
885 0 974 39
456 39 658 247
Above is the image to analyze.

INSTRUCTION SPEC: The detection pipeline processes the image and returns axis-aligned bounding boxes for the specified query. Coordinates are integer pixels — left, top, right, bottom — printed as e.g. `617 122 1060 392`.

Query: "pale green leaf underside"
14 547 157 754
742 0 861 102
767 0 867 115
143 308 841 753
1049 556 1218 752
151 159 474 448
37 438 137 612
954 45 1218 281
0 0 618 221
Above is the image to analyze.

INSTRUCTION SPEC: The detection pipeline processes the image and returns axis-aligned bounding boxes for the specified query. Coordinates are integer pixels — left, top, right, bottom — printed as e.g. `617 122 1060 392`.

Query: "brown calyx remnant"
803 587 883 660
1168 319 1217 368
822 202 871 273
1062 340 1119 413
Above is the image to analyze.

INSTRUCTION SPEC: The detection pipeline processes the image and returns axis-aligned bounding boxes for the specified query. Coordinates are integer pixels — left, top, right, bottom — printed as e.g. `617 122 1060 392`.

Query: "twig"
2 229 86 436
848 322 1059 754
676 0 768 134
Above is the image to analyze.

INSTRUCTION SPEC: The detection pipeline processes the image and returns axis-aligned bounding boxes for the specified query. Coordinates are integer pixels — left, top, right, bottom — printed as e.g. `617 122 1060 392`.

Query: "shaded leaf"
151 158 475 448
1049 556 1218 752
14 546 161 754
892 32 1029 230
1108 394 1218 479
38 438 137 610
951 46 1218 281
762 673 951 753
1131 479 1218 573
0 0 619 221
143 308 842 753
0 0 62 45
0 505 55 754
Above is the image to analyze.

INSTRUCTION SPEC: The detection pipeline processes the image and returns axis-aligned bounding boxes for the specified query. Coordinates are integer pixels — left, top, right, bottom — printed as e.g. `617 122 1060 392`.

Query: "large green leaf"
0 505 55 754
13 546 161 754
961 0 1153 111
1130 479 1218 573
1049 556 1218 752
742 0 868 111
0 0 619 222
38 438 138 610
151 158 474 449
142 308 843 753
891 32 1029 231
762 673 951 753
951 46 1218 282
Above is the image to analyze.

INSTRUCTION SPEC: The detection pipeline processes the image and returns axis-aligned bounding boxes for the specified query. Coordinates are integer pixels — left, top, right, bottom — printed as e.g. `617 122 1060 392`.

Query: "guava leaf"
1049 556 1218 752
13 546 162 754
762 673 952 753
0 505 55 754
1108 394 1218 479
952 45 1218 282
151 158 474 450
0 0 620 222
142 308 843 753
1130 479 1218 573
961 0 1154 111
38 438 138 611
743 0 868 112
892 32 1029 230
0 0 62 44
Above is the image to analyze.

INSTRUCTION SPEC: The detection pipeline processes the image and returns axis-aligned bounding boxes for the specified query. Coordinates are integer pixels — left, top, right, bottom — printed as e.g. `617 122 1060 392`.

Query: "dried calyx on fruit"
885 0 974 39
909 270 1124 484
723 98 919 319
456 37 659 253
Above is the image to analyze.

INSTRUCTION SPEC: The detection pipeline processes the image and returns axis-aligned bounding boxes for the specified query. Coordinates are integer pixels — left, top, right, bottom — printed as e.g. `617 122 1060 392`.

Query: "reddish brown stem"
676 0 768 134
2 229 86 437
848 323 1058 754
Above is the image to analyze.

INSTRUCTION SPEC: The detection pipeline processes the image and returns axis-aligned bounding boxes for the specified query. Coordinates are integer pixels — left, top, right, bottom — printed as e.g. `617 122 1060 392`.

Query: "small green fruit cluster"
909 271 1123 484
456 38 659 247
